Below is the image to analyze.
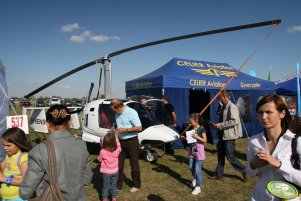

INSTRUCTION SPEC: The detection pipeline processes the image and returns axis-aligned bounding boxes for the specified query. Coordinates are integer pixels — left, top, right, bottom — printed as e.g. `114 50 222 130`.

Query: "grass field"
84 138 256 201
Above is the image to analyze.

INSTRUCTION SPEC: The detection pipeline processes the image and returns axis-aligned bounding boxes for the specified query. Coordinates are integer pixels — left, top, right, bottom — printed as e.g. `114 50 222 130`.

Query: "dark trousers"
215 139 246 178
102 172 119 199
164 125 175 153
117 137 141 189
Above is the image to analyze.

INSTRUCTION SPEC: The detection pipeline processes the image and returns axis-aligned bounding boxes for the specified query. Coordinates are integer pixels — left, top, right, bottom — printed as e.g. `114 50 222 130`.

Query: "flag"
267 65 272 81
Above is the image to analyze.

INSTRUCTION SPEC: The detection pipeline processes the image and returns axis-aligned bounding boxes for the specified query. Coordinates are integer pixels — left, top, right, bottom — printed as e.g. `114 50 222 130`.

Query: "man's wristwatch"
5 175 14 187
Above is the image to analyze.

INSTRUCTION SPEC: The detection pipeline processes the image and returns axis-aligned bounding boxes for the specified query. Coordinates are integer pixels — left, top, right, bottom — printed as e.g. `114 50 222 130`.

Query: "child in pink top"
186 113 207 196
98 132 121 201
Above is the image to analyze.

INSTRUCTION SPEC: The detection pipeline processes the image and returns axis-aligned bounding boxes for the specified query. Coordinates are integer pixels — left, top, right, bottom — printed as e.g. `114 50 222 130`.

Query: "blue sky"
1 0 300 98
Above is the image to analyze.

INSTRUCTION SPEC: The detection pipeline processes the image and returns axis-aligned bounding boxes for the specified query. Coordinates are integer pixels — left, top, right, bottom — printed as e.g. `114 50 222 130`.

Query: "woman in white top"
247 95 301 201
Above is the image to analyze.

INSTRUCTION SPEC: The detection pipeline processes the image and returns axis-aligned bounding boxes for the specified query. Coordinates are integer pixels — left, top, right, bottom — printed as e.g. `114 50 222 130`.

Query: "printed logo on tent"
192 68 236 77
177 60 236 77
131 81 153 89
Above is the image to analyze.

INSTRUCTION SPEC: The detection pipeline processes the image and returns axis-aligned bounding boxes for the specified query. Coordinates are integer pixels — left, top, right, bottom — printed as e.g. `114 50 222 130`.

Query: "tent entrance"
189 89 213 142
189 89 210 118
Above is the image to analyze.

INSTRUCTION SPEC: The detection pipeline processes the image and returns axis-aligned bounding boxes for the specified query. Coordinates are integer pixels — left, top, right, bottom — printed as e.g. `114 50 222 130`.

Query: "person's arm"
5 158 29 186
19 148 46 199
0 160 5 172
193 132 207 144
116 126 142 134
171 112 176 127
215 104 239 130
98 150 103 163
278 162 301 187
246 140 264 177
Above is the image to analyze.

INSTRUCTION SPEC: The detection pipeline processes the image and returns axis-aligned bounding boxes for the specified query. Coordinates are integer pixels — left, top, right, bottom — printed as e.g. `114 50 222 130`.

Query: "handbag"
29 140 64 201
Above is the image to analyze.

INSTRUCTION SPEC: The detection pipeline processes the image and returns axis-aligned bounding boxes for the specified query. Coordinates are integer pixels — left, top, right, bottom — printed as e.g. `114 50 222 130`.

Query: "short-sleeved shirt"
163 103 175 126
115 106 142 140
188 126 206 160
0 151 28 199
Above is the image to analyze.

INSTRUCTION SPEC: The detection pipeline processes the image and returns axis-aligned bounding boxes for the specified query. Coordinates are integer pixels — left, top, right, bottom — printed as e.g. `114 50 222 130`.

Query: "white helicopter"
24 19 280 162
81 97 179 162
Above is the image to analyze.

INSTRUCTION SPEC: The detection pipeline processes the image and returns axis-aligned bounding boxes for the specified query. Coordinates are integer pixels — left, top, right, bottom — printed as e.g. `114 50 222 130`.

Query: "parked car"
36 100 46 107
21 101 31 108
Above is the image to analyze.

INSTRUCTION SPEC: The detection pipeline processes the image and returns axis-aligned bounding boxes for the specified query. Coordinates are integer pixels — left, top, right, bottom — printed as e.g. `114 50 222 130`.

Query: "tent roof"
276 77 301 95
126 58 275 91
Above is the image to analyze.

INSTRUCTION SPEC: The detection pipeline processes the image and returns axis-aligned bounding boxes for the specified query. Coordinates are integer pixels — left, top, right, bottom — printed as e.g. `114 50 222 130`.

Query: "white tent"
0 59 8 161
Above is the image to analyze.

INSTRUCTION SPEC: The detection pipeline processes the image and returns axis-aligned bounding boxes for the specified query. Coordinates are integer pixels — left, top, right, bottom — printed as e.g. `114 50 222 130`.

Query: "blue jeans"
102 172 119 199
189 158 203 187
215 139 246 178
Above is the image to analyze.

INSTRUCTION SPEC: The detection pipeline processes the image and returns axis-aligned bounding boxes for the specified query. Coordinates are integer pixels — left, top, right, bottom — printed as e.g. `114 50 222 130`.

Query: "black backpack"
291 134 301 170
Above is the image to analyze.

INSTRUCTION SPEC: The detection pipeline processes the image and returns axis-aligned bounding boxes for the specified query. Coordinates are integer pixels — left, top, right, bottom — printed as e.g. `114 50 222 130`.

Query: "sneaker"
190 179 196 188
112 198 117 201
102 199 108 201
130 187 139 193
192 186 201 195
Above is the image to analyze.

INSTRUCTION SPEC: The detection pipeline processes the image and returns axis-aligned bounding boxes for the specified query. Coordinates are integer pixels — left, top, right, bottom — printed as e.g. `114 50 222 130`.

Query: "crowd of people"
0 91 300 201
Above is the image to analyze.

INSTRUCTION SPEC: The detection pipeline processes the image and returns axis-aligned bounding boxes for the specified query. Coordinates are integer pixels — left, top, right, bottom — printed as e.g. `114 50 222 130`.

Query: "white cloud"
61 22 121 43
70 30 120 43
287 25 301 33
70 30 92 42
90 35 120 42
70 35 86 42
60 22 80 32
82 30 92 37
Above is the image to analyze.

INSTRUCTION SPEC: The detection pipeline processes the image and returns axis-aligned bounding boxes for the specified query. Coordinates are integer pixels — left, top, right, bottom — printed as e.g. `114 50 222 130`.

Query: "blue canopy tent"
126 58 275 145
0 59 8 161
276 77 301 95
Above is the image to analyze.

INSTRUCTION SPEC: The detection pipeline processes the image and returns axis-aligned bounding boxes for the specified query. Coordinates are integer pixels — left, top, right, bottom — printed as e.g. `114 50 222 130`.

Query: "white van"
49 97 61 105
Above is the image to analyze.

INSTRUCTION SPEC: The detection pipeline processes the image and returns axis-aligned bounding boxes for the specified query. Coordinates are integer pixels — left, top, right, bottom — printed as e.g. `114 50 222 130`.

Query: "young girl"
0 127 32 201
187 113 207 195
98 131 121 201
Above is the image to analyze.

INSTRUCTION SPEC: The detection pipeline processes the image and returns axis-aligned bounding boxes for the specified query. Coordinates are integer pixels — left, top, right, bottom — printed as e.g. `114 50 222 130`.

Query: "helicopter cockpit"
98 100 164 131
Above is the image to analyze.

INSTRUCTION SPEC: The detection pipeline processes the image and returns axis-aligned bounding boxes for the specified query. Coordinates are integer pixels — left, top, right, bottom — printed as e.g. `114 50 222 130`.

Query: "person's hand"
192 133 198 139
116 128 126 133
0 172 6 183
212 123 219 129
250 154 268 169
256 148 281 168
173 123 177 128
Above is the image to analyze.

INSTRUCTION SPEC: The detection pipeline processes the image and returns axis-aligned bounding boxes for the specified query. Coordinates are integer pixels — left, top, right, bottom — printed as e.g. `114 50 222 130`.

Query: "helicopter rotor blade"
96 67 102 99
24 19 281 98
108 19 281 58
86 82 94 104
24 60 101 98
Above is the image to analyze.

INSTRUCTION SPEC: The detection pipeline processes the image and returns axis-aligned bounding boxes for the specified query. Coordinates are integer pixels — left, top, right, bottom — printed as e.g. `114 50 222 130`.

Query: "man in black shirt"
161 96 177 154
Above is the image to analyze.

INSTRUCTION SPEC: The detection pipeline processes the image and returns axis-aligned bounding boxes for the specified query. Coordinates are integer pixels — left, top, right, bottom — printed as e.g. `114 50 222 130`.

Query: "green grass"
85 139 256 201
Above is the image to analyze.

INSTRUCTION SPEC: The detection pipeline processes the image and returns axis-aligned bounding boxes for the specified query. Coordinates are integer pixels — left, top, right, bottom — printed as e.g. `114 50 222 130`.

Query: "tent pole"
0 82 17 115
297 63 301 118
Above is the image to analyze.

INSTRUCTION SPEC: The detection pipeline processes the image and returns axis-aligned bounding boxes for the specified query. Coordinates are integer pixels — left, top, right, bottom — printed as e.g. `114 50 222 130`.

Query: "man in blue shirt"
110 98 142 193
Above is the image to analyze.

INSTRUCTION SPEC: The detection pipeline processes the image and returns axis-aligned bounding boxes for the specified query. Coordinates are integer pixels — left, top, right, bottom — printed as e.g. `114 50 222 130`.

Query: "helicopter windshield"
98 101 163 131
126 102 162 130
